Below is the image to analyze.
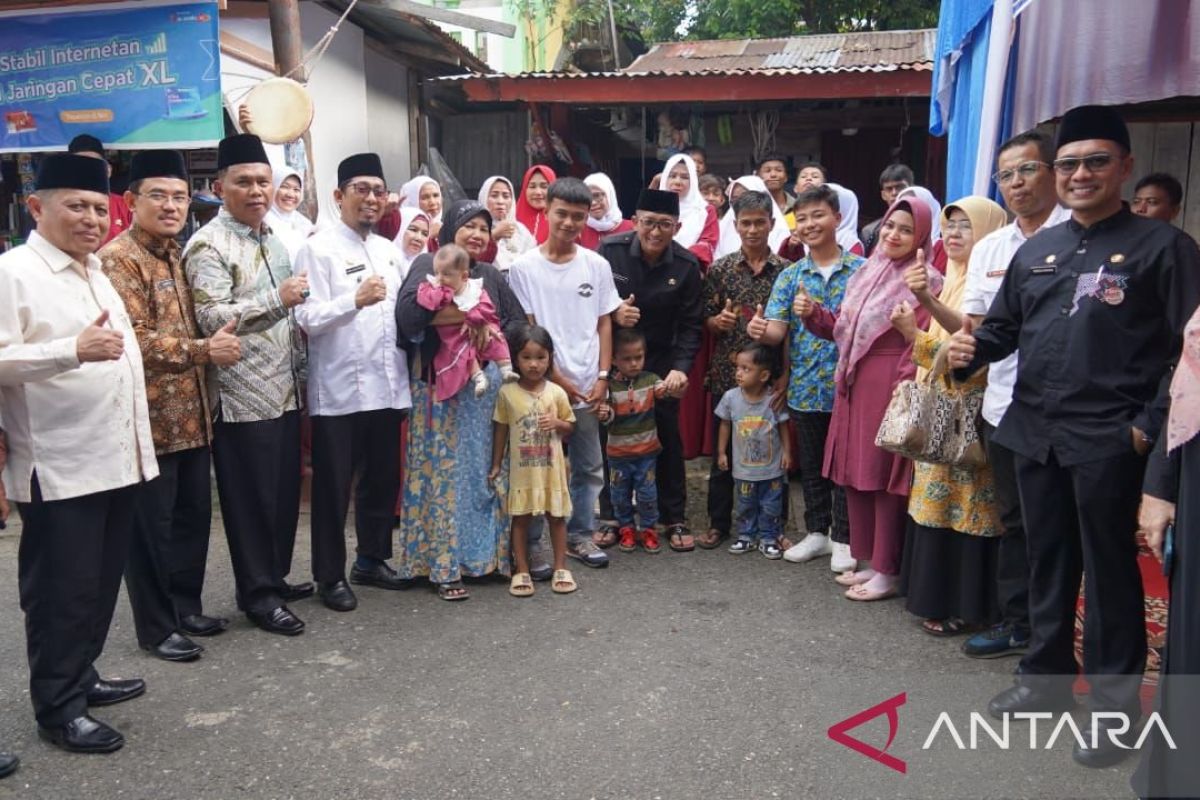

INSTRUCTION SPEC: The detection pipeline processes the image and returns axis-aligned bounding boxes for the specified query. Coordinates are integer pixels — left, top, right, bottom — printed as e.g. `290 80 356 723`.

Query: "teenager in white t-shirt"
508 177 621 569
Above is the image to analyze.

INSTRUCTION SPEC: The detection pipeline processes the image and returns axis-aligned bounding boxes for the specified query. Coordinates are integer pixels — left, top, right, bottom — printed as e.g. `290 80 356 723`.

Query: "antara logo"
827 692 907 774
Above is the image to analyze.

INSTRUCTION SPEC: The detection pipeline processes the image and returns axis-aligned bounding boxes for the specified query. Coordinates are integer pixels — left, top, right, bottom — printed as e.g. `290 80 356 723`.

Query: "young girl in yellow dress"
490 325 578 597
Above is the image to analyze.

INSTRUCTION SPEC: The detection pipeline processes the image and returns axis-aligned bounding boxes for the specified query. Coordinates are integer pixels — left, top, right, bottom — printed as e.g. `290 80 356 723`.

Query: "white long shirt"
0 232 158 501
293 221 412 416
962 205 1071 426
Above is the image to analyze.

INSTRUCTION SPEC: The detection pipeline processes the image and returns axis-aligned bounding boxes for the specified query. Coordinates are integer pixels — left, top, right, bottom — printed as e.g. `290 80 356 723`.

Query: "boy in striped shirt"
598 329 667 553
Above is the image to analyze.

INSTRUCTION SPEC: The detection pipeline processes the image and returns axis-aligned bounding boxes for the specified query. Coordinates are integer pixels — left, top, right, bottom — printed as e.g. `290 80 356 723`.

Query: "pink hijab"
833 197 943 388
1167 306 1200 452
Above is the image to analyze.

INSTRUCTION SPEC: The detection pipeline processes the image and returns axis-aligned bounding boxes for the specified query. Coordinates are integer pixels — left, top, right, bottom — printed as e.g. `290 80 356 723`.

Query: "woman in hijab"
394 200 527 601
399 176 443 248
897 186 947 273
889 196 1008 634
579 172 633 251
478 175 536 273
796 196 943 601
515 165 557 244
266 167 314 260
714 175 790 260
1133 301 1200 799
661 153 719 267
393 207 430 279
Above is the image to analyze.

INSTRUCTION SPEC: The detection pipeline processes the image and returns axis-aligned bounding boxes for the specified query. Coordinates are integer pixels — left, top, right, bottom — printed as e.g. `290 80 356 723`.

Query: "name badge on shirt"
156 279 176 291
346 264 366 275
986 268 1007 278
1030 265 1057 275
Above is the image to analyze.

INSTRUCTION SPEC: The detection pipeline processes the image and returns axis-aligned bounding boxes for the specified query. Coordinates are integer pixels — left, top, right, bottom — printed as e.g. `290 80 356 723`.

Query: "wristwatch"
597 370 610 381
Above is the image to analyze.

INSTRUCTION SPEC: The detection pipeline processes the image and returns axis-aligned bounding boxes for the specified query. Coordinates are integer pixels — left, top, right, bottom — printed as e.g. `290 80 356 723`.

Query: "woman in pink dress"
796 197 943 601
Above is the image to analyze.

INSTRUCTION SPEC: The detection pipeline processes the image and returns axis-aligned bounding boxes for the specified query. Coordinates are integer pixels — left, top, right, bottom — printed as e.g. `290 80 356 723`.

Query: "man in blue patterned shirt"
749 185 863 570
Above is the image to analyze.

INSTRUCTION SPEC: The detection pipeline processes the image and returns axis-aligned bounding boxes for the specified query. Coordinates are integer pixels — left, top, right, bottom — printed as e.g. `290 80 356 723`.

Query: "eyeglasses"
992 161 1047 185
136 191 190 207
344 182 387 199
637 217 677 232
942 220 973 233
1052 152 1117 176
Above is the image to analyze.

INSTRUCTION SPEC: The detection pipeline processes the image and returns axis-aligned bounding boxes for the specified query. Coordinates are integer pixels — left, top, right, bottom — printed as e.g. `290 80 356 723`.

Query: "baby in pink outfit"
416 244 516 401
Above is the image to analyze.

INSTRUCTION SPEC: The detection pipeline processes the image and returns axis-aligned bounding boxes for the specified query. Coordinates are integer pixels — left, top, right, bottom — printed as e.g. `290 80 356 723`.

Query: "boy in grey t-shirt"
715 344 791 559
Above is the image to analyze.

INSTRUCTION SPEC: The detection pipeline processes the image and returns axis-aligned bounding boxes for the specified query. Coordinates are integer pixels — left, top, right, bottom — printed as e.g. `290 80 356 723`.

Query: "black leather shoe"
179 614 229 637
1072 714 1140 768
350 561 413 590
280 581 314 601
144 632 203 663
37 715 123 754
86 677 146 707
987 684 1075 719
318 580 358 612
247 606 305 636
0 752 18 778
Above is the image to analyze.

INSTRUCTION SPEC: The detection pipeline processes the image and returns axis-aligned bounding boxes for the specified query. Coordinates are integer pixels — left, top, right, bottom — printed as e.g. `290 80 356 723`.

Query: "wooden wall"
438 110 530 197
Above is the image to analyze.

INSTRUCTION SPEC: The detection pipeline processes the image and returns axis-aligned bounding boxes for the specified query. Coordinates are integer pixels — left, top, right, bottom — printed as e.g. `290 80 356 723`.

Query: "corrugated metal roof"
319 0 491 74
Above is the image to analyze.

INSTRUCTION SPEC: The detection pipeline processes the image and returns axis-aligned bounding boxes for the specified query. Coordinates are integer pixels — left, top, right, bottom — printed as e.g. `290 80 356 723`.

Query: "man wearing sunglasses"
292 154 413 612
948 105 1200 769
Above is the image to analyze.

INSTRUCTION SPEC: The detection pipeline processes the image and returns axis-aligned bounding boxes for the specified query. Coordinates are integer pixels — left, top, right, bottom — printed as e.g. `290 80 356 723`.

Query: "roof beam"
456 70 931 104
361 0 515 37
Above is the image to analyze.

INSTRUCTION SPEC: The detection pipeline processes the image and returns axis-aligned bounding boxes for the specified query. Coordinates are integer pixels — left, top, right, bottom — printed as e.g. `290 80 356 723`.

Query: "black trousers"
310 409 403 583
1014 449 1147 712
707 397 733 535
791 410 848 543
212 410 301 614
124 447 213 647
982 421 1029 631
17 476 139 727
600 399 685 526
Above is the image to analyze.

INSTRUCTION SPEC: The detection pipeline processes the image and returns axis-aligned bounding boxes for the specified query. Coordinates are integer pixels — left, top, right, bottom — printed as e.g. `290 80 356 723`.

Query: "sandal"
666 524 695 552
696 528 727 549
921 617 976 637
436 581 470 601
844 583 897 602
551 569 578 594
593 523 619 549
509 573 534 598
834 569 874 587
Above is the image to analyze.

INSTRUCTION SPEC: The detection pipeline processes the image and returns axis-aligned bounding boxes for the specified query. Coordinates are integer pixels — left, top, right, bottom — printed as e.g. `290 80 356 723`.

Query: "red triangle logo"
827 691 907 774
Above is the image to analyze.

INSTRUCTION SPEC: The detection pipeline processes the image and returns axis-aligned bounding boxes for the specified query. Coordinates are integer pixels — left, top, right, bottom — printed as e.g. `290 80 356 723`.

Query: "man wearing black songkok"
68 134 134 244
948 104 1200 768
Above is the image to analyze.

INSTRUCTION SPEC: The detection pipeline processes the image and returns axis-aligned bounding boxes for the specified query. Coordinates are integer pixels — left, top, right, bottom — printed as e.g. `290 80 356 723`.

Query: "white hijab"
393 207 430 277
826 182 863 253
661 153 709 248
584 172 624 232
714 175 790 260
477 174 536 271
898 185 942 242
478 175 518 222
399 175 442 224
266 167 313 258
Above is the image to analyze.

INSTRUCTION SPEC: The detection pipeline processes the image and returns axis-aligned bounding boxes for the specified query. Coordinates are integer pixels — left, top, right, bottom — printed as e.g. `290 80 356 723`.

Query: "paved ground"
0 462 1142 799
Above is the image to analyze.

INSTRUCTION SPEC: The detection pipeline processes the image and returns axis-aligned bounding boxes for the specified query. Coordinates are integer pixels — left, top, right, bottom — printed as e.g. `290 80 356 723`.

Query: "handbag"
874 344 987 467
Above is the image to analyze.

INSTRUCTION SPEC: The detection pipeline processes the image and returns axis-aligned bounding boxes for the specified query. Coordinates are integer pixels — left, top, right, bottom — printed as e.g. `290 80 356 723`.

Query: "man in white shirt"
294 153 413 611
0 154 159 754
959 129 1071 660
508 177 620 568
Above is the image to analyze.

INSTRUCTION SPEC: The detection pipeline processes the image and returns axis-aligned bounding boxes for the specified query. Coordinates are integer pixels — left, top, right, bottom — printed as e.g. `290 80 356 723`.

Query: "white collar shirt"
962 205 1072 426
293 221 412 416
0 231 158 501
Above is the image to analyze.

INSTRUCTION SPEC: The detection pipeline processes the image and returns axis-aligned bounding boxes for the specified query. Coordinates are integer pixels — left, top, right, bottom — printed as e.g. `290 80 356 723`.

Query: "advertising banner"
0 0 222 152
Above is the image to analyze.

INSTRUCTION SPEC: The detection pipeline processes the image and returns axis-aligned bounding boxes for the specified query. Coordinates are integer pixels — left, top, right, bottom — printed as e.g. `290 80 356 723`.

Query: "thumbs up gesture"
614 293 640 327
208 316 242 367
747 303 768 340
711 298 739 334
947 313 978 370
792 284 815 319
904 248 931 299
889 300 917 343
76 310 124 362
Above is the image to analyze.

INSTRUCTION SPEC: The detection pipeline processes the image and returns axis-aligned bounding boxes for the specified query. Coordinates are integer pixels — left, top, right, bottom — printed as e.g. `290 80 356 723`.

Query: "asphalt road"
0 462 1142 799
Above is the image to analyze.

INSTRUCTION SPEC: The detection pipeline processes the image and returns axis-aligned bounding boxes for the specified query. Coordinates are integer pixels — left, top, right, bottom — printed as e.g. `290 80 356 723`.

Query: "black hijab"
439 199 493 247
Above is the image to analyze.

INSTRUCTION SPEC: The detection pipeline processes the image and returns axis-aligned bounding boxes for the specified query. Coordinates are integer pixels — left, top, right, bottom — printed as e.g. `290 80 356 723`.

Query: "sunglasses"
1052 152 1117 176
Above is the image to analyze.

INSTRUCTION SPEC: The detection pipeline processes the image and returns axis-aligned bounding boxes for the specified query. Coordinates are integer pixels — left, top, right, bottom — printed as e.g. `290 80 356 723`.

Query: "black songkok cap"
67 133 105 156
129 150 188 183
36 153 109 194
338 152 385 186
636 188 680 217
217 133 270 170
1055 105 1131 152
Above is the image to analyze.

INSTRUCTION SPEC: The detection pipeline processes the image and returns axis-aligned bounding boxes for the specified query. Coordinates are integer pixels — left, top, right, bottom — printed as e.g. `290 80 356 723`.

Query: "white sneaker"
783 532 832 563
830 541 856 572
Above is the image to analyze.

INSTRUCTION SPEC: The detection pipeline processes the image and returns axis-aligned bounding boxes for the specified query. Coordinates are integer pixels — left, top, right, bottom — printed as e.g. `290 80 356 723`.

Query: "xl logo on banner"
827 692 907 774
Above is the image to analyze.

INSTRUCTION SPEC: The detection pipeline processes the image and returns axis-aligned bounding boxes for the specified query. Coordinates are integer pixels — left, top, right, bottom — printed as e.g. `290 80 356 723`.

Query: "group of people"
0 101 1197 795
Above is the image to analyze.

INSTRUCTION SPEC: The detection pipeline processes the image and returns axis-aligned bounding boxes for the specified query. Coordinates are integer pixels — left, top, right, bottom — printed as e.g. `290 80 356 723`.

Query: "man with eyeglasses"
956 130 1070 662
948 105 1200 768
100 150 243 662
184 133 312 636
598 189 703 552
292 153 412 612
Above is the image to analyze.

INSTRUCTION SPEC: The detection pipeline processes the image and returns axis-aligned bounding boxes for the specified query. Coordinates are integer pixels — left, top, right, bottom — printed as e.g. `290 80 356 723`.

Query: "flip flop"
696 528 726 549
551 569 578 594
592 524 619 549
666 525 695 552
509 573 534 598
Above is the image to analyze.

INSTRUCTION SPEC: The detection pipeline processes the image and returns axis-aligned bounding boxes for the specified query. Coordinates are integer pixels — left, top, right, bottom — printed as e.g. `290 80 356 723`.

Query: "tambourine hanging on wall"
241 77 314 144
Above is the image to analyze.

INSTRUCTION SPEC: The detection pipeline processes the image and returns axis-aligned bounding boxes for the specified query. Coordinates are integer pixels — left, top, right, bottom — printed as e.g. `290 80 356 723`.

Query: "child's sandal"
551 569 578 594
509 573 535 597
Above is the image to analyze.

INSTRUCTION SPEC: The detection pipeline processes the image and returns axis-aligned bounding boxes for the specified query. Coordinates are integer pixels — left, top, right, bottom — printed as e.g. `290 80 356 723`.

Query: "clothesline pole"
267 0 320 221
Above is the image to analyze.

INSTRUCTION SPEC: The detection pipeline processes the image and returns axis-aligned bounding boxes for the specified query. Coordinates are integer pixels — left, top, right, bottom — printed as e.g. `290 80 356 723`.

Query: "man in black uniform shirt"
948 105 1200 768
599 189 704 551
